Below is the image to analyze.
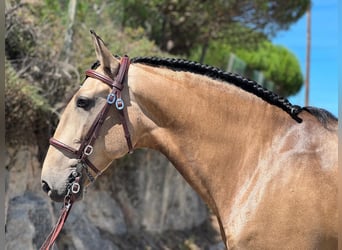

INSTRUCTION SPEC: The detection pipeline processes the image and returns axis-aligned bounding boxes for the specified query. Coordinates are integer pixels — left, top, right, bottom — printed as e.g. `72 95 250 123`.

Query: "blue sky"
272 0 338 117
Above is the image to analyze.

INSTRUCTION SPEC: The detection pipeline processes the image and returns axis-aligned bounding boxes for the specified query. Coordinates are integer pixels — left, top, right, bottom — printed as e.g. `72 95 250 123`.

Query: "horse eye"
76 96 93 110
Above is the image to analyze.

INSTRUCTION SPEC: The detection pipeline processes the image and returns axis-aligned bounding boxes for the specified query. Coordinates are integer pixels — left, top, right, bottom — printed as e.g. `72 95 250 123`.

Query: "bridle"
49 55 133 182
40 56 132 250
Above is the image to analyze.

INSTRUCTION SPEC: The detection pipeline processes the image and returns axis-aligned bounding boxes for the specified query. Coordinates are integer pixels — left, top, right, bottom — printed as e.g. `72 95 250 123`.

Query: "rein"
39 171 81 250
40 56 132 250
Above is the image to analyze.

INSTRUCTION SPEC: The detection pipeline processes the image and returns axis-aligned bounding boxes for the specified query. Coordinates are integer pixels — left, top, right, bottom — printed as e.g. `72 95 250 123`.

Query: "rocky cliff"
5 145 224 249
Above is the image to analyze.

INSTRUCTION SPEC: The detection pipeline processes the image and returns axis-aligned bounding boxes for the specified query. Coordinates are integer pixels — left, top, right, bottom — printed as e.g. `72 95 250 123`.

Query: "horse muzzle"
41 167 85 202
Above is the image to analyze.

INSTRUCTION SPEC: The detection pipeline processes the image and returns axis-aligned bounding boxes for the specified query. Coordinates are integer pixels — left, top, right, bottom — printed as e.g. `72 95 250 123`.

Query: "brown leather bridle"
49 55 133 182
40 56 132 250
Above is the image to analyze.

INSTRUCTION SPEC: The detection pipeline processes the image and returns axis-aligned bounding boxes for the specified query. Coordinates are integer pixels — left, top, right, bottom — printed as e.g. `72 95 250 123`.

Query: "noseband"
49 56 133 182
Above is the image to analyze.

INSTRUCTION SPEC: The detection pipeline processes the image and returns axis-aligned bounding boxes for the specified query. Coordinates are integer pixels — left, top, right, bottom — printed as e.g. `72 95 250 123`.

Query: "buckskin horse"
41 31 338 249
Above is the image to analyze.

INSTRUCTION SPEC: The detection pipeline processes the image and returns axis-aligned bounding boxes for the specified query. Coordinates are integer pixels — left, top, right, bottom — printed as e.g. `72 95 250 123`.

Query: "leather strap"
85 70 118 89
39 202 73 250
83 56 132 153
49 137 80 158
49 56 132 178
43 56 132 249
39 176 80 250
119 110 133 153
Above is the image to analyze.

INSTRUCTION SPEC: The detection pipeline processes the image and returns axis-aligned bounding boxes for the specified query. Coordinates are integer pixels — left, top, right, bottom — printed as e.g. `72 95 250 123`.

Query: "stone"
56 202 118 250
6 191 53 250
5 146 221 249
84 190 127 235
109 149 208 232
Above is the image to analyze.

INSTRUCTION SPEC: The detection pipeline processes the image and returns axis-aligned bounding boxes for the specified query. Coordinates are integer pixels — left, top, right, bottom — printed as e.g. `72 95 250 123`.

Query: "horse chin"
47 186 84 203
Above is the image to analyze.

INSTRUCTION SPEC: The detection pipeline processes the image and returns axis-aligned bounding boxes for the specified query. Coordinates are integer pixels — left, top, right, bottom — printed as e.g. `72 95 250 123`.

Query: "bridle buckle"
84 145 93 156
107 93 116 104
71 182 81 194
115 98 124 110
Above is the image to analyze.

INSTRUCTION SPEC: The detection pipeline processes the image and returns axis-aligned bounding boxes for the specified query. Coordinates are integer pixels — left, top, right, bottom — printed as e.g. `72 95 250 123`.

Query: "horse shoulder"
223 115 337 249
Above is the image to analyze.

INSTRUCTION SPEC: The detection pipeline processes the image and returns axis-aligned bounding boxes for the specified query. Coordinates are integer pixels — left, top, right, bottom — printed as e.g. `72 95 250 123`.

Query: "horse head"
41 31 137 202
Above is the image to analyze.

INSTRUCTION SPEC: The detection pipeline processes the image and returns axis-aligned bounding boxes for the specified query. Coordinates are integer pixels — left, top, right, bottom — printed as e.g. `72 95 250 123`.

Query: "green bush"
5 60 52 146
236 42 303 96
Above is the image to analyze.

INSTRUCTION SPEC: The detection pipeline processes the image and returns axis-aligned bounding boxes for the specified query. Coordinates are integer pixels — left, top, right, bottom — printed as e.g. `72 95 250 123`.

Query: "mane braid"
131 56 303 123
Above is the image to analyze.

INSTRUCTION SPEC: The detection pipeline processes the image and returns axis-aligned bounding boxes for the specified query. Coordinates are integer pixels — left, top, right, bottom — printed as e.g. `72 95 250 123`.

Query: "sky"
272 0 338 117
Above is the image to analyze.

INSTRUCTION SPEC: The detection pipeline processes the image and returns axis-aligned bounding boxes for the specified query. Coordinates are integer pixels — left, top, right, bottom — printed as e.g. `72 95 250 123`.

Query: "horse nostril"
41 181 51 194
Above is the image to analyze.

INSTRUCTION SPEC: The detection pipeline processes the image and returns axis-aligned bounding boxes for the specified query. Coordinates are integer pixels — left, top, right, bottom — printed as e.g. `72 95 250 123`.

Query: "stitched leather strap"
43 56 132 250
39 202 72 250
39 176 80 250
49 56 132 178
85 70 115 89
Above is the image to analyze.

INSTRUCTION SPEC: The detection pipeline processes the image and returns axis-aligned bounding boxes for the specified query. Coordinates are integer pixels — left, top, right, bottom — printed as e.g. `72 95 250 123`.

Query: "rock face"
6 146 222 249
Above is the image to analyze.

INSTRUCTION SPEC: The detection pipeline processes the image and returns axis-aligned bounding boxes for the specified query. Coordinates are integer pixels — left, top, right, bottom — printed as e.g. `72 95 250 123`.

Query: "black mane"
88 56 338 127
131 56 304 123
302 106 337 129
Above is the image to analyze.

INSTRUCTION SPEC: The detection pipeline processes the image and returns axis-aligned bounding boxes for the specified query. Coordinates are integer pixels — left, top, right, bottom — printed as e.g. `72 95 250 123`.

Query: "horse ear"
90 30 119 76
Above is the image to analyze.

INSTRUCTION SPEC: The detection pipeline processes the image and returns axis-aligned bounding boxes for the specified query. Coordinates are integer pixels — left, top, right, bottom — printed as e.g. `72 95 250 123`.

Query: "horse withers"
41 31 338 249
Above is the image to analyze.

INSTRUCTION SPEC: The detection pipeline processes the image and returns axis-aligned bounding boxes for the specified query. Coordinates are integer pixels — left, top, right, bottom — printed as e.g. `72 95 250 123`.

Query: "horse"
41 31 338 249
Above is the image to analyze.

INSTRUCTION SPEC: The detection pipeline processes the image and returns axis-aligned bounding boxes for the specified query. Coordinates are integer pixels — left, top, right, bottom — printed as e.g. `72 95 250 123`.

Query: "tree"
60 0 78 63
236 42 303 97
121 0 311 57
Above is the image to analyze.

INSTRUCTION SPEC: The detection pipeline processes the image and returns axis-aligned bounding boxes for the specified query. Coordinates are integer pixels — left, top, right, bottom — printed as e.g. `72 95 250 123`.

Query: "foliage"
120 0 310 57
5 60 53 146
5 0 169 146
236 42 303 96
27 0 170 72
190 40 304 97
189 41 233 70
5 0 307 146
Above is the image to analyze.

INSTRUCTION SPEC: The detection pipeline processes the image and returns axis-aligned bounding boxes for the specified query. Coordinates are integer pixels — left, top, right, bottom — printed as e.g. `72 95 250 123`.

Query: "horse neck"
129 63 292 214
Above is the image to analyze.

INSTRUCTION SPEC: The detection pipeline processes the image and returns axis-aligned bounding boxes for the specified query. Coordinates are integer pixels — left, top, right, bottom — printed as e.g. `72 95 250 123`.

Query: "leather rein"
40 56 132 250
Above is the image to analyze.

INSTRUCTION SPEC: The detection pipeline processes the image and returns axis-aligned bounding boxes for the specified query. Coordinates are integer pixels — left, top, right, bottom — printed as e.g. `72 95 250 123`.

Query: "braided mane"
131 56 303 123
